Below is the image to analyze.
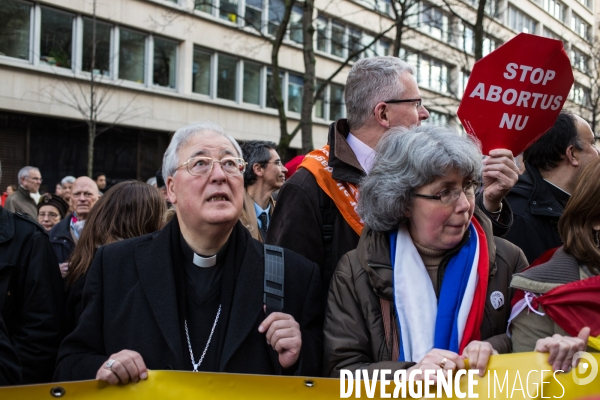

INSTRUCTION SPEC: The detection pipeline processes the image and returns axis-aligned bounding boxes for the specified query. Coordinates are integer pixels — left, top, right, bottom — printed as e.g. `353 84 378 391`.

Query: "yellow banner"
0 352 598 399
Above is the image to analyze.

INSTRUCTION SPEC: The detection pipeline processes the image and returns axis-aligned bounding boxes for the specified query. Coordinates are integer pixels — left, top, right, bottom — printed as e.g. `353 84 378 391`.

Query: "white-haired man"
56 122 323 383
4 166 42 219
267 56 520 299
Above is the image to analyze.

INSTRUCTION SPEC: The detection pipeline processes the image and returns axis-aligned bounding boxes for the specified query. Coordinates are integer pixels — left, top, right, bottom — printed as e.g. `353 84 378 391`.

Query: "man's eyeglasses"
383 98 422 109
413 181 480 204
178 156 247 177
28 177 43 182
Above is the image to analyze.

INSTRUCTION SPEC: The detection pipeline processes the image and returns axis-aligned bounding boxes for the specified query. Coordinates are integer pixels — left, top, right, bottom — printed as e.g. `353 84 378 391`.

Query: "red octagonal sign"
457 33 574 156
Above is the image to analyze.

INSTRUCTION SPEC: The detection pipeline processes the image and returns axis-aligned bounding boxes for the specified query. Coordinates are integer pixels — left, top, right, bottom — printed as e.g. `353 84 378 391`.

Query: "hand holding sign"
458 33 574 156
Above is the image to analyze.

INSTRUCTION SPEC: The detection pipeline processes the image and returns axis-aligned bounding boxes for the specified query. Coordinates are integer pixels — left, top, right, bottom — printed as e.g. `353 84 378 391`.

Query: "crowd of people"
0 56 597 387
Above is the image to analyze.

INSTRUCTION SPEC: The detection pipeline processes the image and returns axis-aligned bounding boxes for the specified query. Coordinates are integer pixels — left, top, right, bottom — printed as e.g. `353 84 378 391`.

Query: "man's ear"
253 163 264 177
165 176 177 205
373 102 391 129
566 145 580 167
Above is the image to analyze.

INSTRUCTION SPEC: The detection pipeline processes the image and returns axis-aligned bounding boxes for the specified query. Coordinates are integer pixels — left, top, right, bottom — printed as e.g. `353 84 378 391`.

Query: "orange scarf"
299 146 363 236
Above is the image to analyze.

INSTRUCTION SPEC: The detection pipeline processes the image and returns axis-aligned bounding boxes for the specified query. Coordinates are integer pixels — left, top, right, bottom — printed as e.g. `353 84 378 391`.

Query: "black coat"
55 220 323 381
49 213 75 264
504 163 564 263
0 206 65 384
0 314 20 385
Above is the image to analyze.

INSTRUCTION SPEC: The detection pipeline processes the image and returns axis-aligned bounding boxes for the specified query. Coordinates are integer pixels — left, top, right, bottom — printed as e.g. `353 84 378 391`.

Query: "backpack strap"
264 245 284 316
319 187 337 290
380 298 399 361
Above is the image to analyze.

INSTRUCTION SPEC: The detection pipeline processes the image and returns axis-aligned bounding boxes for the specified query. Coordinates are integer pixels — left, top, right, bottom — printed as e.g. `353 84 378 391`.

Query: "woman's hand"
96 350 148 385
461 340 498 377
535 327 590 372
408 349 465 381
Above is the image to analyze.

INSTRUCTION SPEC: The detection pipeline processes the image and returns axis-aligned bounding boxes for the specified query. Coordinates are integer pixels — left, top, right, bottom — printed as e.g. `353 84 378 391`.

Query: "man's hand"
482 149 519 213
461 340 497 377
259 312 302 369
535 327 590 372
96 350 148 385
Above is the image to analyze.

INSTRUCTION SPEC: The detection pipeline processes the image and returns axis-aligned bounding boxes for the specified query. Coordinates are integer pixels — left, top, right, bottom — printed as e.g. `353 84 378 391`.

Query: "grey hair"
358 125 483 232
18 166 39 183
162 121 243 180
345 56 416 131
61 175 76 186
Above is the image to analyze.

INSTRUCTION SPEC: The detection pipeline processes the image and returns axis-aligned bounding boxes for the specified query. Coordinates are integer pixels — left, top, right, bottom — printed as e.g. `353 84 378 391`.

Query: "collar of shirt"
543 179 571 207
346 132 376 174
253 202 271 229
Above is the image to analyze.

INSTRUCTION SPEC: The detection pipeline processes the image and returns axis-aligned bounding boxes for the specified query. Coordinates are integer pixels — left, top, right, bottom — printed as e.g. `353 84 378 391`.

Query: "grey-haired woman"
324 125 528 378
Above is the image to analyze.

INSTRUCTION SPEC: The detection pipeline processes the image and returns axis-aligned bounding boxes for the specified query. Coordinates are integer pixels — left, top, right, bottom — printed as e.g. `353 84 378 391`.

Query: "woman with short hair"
324 125 528 378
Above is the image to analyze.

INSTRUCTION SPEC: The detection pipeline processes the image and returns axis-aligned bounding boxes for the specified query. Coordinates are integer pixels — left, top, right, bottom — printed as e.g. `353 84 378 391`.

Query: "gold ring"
440 357 448 369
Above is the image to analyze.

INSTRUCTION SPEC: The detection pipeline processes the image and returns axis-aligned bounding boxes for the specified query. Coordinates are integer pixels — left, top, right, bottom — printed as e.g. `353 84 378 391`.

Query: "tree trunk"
272 0 296 160
300 0 315 155
87 122 95 177
473 0 487 61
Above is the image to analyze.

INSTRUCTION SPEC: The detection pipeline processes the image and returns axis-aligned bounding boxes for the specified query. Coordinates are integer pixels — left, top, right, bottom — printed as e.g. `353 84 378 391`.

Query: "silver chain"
184 304 221 372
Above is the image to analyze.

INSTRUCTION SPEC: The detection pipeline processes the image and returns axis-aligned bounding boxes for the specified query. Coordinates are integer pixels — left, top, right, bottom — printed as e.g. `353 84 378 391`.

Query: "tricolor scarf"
299 145 363 236
389 219 489 362
70 213 85 240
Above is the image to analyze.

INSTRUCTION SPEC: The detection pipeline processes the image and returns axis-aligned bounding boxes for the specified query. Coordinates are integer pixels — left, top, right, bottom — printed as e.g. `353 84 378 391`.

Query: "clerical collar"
180 233 230 268
193 253 217 268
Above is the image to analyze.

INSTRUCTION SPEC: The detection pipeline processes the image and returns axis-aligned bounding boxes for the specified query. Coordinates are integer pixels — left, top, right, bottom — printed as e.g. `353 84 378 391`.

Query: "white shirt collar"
346 133 376 174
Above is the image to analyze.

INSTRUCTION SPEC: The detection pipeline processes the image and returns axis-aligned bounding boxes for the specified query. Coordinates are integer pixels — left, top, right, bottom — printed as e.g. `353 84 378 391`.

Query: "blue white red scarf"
389 219 489 362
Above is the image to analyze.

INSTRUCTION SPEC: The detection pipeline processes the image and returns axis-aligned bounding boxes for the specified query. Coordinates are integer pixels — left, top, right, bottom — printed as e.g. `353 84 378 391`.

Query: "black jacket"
0 315 20 385
55 220 323 381
504 163 564 263
0 206 65 384
267 119 513 298
49 213 75 264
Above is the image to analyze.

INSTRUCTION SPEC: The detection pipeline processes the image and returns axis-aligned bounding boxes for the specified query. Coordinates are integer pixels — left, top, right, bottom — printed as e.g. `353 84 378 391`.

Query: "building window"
314 80 326 119
316 17 328 53
266 69 283 109
289 5 303 44
217 54 237 101
571 48 589 73
376 39 391 56
192 49 211 95
543 28 560 40
571 13 590 41
245 0 262 30
0 0 31 60
331 22 345 58
220 0 238 22
427 111 448 126
288 74 303 113
329 83 345 121
119 28 146 83
576 0 592 8
457 70 470 99
569 84 590 106
153 37 177 88
508 6 537 34
406 52 449 93
82 19 112 76
243 62 261 105
482 37 497 57
421 4 449 43
40 7 74 68
348 28 362 61
195 0 214 14
268 0 285 35
544 0 564 21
